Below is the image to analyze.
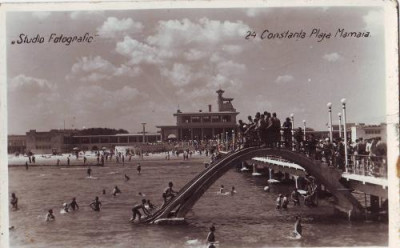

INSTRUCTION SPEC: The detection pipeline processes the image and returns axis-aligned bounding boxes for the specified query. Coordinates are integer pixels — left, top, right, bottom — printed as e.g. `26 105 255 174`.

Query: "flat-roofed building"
157 89 239 141
8 135 27 154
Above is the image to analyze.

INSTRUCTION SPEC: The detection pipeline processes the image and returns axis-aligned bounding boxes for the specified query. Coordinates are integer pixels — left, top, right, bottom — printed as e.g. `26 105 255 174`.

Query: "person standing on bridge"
271 113 281 148
282 117 292 148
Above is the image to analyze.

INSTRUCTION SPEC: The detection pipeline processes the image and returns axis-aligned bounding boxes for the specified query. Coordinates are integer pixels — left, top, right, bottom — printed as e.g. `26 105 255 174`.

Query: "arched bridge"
141 147 364 224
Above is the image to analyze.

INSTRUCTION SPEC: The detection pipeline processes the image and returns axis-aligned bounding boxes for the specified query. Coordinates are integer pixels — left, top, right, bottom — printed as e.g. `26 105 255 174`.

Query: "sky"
6 6 386 134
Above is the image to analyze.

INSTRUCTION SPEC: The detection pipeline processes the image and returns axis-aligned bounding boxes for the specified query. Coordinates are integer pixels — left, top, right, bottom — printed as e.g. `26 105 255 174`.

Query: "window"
222 115 231 123
192 116 201 123
211 116 221 123
203 116 211 123
119 137 128 143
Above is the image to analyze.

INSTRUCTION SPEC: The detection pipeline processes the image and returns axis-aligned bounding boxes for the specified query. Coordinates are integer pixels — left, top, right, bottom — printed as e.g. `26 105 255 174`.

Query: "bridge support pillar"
370 195 380 213
269 168 273 180
293 175 299 189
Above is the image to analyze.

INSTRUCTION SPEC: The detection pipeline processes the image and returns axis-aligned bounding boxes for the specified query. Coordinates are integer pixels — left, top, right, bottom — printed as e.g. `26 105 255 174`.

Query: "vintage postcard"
0 0 399 247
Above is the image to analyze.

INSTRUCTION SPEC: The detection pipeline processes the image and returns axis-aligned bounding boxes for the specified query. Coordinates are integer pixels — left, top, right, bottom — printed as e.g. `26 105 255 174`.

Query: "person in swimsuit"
282 194 289 209
87 167 92 177
219 185 225 194
230 186 236 195
90 196 102 211
276 194 283 209
124 174 130 181
206 225 216 244
112 186 121 196
45 209 55 222
130 199 150 222
69 197 79 211
137 163 141 174
291 188 301 206
294 216 302 237
10 193 18 210
163 182 178 203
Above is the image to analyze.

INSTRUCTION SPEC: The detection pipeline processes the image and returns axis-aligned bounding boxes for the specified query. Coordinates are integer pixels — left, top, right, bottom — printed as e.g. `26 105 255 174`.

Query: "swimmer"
124 174 130 181
87 167 92 177
130 199 150 222
69 197 79 211
282 194 289 210
230 186 236 195
219 185 225 194
138 192 146 197
206 225 216 244
89 196 102 211
291 188 301 206
62 203 69 213
276 194 283 210
112 186 121 196
146 199 155 210
293 216 302 237
10 193 18 210
102 189 106 195
45 209 55 222
163 182 178 202
137 163 141 174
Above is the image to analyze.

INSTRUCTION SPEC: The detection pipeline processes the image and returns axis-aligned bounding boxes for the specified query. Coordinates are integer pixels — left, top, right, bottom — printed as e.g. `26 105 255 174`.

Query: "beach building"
157 89 239 141
23 129 160 154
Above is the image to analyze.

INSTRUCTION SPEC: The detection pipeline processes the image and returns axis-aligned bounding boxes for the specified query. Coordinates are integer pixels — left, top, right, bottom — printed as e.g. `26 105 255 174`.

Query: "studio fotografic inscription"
11 33 98 46
245 28 370 42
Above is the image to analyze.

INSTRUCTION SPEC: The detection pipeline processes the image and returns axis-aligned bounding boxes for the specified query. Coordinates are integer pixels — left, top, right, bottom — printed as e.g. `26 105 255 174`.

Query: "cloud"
8 74 54 93
31 12 51 20
116 36 173 65
275 75 294 83
184 49 208 61
161 63 195 87
362 10 383 34
66 56 141 83
222 45 243 55
147 18 250 48
97 17 143 38
323 52 341 62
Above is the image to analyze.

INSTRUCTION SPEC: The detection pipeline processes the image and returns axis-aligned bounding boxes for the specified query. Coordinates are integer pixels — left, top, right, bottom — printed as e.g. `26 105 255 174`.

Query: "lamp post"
327 102 333 142
232 129 235 151
290 113 295 151
303 120 306 140
341 98 348 171
225 132 229 151
141 123 146 144
338 113 342 138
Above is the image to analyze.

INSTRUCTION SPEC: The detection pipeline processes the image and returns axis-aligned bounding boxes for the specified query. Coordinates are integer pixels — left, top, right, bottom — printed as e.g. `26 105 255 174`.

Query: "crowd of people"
236 111 387 176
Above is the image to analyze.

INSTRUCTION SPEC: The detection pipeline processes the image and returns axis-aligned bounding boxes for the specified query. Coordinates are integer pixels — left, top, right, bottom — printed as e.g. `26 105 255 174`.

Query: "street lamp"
290 113 294 151
341 98 348 171
327 102 333 142
232 129 235 151
338 113 342 138
303 120 306 140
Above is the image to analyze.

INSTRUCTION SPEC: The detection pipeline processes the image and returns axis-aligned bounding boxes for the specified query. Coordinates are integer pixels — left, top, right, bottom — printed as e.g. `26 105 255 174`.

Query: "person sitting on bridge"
130 199 150 223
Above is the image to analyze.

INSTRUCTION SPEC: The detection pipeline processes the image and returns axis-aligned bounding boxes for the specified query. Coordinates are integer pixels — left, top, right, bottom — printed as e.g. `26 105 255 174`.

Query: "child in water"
90 197 102 211
206 225 216 244
293 216 302 238
10 193 18 210
45 209 55 222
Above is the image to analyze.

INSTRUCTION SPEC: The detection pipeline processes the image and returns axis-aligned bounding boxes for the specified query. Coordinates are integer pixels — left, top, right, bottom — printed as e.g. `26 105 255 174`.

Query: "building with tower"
157 89 239 141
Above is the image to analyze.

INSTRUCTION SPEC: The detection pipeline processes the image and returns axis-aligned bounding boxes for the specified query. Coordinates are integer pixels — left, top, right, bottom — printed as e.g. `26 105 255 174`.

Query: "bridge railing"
346 154 387 179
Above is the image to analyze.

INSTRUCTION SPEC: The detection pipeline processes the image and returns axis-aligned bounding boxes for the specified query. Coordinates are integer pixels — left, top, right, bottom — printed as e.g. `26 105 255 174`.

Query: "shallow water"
9 158 388 247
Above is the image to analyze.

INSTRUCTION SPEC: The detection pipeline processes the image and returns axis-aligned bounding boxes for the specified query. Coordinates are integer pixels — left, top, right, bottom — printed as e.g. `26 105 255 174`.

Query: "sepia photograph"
1 1 399 247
